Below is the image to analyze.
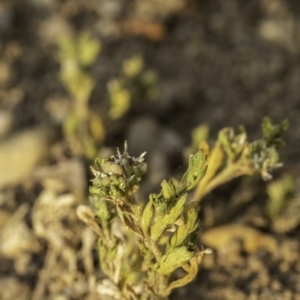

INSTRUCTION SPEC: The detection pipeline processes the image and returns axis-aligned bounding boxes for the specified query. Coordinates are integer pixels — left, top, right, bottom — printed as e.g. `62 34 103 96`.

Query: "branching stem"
191 160 254 202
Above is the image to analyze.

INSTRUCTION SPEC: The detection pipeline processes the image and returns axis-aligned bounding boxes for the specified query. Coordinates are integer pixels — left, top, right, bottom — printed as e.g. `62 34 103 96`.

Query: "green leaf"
169 203 198 249
122 55 144 78
108 79 131 120
95 199 111 227
261 117 289 148
77 31 101 67
151 194 186 242
141 197 154 235
193 141 224 200
152 179 179 213
179 151 207 193
267 175 294 218
153 246 194 275
191 124 209 149
218 128 233 155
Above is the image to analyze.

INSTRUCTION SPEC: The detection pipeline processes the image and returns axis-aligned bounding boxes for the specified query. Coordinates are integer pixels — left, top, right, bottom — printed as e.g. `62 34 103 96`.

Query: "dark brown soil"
0 0 299 299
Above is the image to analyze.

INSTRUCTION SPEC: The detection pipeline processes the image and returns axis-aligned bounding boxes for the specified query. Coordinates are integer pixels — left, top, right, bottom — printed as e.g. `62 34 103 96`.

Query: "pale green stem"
191 161 254 202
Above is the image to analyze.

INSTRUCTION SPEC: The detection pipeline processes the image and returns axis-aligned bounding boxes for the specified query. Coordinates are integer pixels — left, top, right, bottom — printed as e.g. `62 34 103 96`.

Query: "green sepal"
95 157 106 170
102 161 124 175
89 185 101 195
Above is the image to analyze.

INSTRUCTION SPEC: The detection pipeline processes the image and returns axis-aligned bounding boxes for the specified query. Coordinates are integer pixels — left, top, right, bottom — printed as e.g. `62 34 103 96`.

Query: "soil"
0 0 299 299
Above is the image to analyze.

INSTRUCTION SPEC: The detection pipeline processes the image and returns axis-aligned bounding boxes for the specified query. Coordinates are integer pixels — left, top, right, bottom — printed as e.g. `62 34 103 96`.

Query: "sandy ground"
0 0 299 299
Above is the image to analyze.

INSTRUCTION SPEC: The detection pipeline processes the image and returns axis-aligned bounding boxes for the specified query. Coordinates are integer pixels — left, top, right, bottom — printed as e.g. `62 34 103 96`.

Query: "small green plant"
57 31 104 159
108 55 159 120
190 117 289 202
57 38 159 157
77 117 288 299
267 175 300 233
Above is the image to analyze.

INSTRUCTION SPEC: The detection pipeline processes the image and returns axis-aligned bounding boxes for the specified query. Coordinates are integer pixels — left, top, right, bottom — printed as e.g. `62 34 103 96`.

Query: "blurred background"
0 0 299 299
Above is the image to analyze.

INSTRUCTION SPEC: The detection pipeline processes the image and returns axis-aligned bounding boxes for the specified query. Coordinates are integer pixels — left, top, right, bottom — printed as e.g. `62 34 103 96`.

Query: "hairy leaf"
141 197 155 236
169 203 198 249
154 246 194 275
179 151 207 193
151 195 186 242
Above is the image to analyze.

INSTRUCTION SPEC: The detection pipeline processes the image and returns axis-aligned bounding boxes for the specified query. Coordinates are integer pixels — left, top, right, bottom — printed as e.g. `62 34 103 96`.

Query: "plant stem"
191 160 254 202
